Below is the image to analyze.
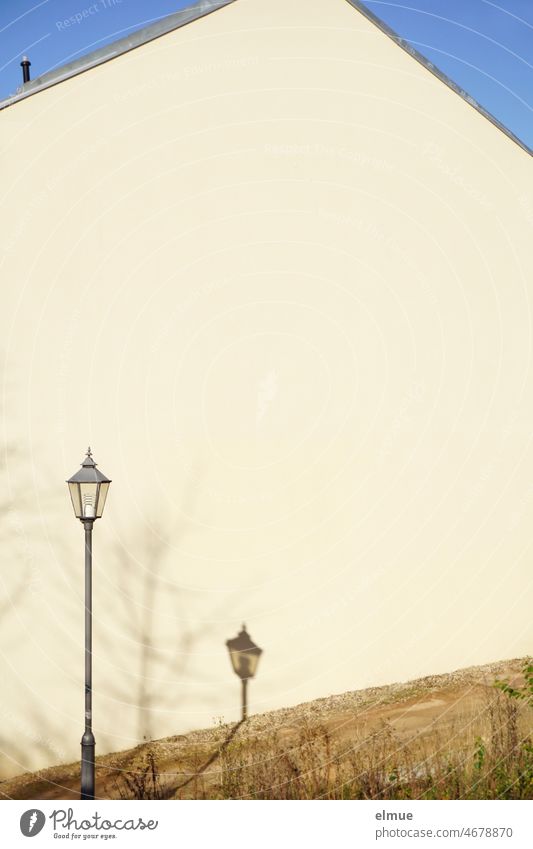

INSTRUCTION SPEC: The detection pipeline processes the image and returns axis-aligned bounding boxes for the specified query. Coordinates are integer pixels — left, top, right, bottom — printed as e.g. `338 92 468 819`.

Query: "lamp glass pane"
96 482 110 517
68 482 82 518
79 482 98 518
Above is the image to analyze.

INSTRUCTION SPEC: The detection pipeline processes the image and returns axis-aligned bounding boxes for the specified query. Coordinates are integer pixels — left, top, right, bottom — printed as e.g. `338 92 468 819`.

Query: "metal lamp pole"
67 448 111 801
81 518 95 799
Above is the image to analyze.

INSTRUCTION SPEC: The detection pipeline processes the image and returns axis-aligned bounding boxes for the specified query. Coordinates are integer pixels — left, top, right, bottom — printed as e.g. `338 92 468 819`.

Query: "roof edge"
2 0 529 156
0 0 237 112
345 0 532 157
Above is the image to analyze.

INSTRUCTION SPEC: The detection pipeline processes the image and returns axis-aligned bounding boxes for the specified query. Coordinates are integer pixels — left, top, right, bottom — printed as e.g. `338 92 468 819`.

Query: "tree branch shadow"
163 719 245 799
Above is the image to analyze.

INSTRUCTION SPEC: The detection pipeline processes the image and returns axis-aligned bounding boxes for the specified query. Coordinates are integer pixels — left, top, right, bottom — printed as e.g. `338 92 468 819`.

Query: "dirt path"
0 657 527 800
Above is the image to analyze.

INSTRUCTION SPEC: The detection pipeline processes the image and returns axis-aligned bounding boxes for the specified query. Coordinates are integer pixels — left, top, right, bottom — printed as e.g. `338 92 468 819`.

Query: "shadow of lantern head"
226 624 262 680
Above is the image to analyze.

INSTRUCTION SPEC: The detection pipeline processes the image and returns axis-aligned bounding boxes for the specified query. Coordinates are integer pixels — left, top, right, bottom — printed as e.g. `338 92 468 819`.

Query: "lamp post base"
81 731 95 800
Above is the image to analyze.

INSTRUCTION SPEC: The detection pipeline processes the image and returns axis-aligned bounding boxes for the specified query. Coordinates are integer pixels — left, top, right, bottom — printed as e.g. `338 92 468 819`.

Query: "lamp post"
226 624 262 721
66 448 111 801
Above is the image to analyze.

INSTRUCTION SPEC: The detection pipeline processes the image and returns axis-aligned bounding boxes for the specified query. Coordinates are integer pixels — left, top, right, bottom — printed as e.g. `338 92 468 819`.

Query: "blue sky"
0 0 531 148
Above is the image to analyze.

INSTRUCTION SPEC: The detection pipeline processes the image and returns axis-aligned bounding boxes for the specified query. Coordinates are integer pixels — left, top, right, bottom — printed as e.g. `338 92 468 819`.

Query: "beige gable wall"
0 0 531 775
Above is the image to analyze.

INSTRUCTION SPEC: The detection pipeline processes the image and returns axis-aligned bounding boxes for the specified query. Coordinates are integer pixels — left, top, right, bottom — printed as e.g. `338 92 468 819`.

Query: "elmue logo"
20 809 46 837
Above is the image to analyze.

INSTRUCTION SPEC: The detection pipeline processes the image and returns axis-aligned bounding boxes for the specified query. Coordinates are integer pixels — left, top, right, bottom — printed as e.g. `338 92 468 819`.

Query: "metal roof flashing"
0 0 529 156
345 0 531 156
0 0 237 111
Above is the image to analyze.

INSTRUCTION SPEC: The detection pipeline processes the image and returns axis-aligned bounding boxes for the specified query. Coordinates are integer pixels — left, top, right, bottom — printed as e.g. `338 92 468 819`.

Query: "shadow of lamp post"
66 448 111 801
226 624 262 721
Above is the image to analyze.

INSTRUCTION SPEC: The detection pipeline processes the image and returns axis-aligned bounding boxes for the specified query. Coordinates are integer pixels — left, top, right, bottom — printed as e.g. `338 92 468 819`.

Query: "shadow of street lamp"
66 448 111 801
226 624 262 721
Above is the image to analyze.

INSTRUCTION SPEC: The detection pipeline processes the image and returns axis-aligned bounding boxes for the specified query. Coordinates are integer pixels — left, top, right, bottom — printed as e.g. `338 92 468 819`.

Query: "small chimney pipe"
21 56 31 84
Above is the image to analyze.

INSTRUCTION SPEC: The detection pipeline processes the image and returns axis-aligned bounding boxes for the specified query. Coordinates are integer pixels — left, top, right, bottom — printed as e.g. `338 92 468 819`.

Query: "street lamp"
226 624 262 721
67 448 111 800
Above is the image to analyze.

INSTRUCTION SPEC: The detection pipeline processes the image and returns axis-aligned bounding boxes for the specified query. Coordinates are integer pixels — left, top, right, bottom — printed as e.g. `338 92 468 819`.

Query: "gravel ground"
0 656 526 800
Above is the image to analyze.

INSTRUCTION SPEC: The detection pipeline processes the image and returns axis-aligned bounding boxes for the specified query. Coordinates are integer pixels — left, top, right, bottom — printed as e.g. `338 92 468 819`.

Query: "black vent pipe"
20 56 31 84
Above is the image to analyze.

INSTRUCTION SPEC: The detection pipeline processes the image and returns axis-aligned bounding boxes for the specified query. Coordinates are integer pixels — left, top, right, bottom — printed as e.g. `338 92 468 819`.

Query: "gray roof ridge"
0 0 237 111
1 0 530 157
345 0 532 156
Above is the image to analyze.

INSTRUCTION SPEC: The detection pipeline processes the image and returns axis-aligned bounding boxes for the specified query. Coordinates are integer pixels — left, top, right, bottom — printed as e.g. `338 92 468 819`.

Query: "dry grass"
114 690 532 800
1 658 531 800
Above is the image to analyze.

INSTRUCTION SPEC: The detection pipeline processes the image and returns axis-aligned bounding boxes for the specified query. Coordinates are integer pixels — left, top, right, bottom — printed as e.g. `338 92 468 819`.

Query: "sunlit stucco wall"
0 0 531 776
